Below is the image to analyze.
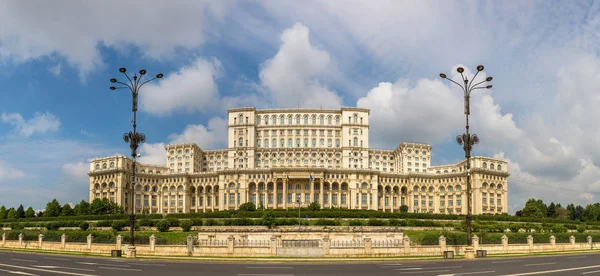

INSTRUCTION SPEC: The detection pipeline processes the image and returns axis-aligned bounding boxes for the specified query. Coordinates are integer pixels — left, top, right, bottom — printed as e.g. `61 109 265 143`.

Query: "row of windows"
254 114 343 126
168 149 191 156
482 162 503 170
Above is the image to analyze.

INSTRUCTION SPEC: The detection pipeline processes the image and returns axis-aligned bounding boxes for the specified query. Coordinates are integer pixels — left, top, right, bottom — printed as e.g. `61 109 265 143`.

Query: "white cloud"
139 117 228 166
48 63 61 76
140 57 223 116
62 162 88 180
1 112 60 137
258 23 343 109
0 1 232 81
0 160 25 180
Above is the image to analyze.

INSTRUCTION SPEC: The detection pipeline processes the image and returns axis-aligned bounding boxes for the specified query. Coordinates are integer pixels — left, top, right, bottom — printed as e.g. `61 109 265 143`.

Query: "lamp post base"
464 246 475 259
127 246 137 258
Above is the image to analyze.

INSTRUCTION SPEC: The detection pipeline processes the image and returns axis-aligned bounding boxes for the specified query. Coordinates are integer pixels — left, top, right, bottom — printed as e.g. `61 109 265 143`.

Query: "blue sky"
1 0 600 213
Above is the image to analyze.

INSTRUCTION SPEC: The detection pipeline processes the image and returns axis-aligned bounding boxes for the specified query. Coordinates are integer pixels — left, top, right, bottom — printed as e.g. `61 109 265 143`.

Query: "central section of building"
89 107 509 215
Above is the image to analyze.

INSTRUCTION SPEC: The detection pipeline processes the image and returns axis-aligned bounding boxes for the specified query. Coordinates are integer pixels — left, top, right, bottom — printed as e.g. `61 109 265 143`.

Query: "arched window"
288 115 293 124
336 139 340 147
319 139 324 147
257 116 261 125
497 164 502 170
272 138 277 148
328 116 332 125
280 138 284 147
303 138 308 147
320 115 324 124
288 138 292 147
280 116 285 125
328 139 332 147
239 114 243 124
238 137 243 147
483 162 488 169
109 162 115 168
312 138 316 147
311 115 316 124
353 114 358 123
413 186 419 192
490 164 495 170
178 185 184 192
257 140 261 147
335 116 340 124
296 138 301 147
362 183 368 189
440 187 445 193
303 115 308 124
455 185 462 192
296 115 301 124
264 139 269 148
270 115 276 125
353 137 358 147
102 163 107 169
95 164 100 170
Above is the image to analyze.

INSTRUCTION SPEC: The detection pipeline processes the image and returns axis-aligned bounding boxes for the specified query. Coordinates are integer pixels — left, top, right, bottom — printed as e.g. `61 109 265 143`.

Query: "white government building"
88 107 509 215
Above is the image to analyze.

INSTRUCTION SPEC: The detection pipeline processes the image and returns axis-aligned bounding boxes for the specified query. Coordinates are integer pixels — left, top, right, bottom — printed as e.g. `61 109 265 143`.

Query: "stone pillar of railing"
61 233 66 249
403 236 410 255
186 235 194 256
570 235 576 248
87 234 93 250
269 236 277 256
472 235 479 251
588 236 593 248
364 237 372 255
38 234 44 248
322 236 330 256
527 235 533 251
501 235 508 252
149 235 156 252
18 233 23 247
550 235 556 248
227 235 235 254
116 235 122 250
2 233 5 246
439 236 447 253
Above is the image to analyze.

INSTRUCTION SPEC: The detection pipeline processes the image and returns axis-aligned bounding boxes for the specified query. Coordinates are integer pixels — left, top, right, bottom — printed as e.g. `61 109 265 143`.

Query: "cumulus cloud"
0 160 25 180
258 23 343 109
1 112 60 137
139 117 228 166
0 1 232 81
62 162 88 180
140 57 223 116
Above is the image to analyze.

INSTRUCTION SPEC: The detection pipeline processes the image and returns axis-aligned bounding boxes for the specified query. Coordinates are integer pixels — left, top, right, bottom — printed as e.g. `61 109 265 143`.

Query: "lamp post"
297 196 301 229
439 65 492 258
110 67 163 258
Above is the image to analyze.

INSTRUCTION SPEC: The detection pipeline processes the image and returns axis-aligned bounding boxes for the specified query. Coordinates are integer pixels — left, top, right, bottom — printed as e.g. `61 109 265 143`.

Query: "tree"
400 205 409 213
239 202 256 212
36 211 44 217
24 207 35 218
16 205 25 218
0 206 6 219
308 202 321 211
555 206 569 220
61 204 74 216
90 198 108 215
547 202 556 218
6 208 17 219
44 199 62 217
567 204 576 220
521 199 544 218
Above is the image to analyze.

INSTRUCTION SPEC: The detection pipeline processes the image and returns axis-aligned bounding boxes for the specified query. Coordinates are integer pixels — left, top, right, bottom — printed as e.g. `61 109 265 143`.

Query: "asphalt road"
0 250 599 276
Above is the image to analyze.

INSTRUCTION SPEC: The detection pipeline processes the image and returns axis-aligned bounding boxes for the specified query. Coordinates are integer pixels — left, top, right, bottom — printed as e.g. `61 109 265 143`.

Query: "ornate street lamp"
109 67 163 258
439 65 492 257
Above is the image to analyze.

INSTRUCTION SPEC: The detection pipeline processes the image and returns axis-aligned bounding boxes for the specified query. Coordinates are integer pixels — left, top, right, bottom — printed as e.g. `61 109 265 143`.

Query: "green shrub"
180 220 193 232
367 218 387 226
156 219 170 232
46 222 60 231
577 225 586 233
79 221 89 231
239 202 256 212
314 219 341 226
166 217 180 227
190 218 203 226
552 224 567 233
111 220 127 231
348 219 364 226
138 218 154 227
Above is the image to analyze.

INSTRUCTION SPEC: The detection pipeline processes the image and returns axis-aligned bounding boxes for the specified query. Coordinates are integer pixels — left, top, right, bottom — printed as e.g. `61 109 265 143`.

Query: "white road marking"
524 262 556 267
402 270 451 274
130 263 166 267
568 256 588 259
76 262 130 268
32 266 95 272
0 263 98 276
501 264 600 276
492 260 522 264
97 266 142 272
10 259 37 263
75 262 97 266
238 274 295 276
455 271 496 275
396 267 423 271
43 257 69 261
247 267 294 269
582 270 600 275
396 266 461 271
0 268 39 276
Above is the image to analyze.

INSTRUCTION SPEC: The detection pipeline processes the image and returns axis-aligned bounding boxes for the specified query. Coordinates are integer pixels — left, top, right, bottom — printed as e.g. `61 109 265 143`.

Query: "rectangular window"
229 194 235 205
305 194 310 203
341 194 346 205
361 194 367 205
287 193 292 203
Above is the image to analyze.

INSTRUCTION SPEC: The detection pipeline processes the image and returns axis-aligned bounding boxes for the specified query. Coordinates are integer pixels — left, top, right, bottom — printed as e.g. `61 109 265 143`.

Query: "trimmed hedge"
414 232 600 245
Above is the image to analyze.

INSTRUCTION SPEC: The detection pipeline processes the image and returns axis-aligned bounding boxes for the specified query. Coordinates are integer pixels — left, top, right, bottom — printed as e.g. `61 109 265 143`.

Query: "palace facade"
88 107 509 215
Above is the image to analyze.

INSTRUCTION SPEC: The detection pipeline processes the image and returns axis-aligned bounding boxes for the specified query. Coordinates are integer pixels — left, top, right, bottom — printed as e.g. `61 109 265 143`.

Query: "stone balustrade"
0 231 598 258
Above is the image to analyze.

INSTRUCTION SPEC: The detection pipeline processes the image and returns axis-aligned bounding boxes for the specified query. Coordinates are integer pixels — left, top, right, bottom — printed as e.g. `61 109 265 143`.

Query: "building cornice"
256 108 342 114
340 107 371 114
228 107 257 113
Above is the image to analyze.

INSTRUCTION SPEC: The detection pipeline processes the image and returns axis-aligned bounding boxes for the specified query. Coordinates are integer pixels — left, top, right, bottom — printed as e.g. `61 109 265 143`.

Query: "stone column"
322 236 330 256
269 236 277 256
2 233 5 246
550 235 556 249
570 235 576 248
403 236 410 255
364 237 372 255
187 235 194 256
439 236 447 253
87 234 93 250
61 233 66 249
588 236 593 248
150 235 156 252
116 235 122 250
18 233 23 247
38 234 44 248
527 235 533 251
227 235 234 254
501 235 508 252
472 235 479 251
